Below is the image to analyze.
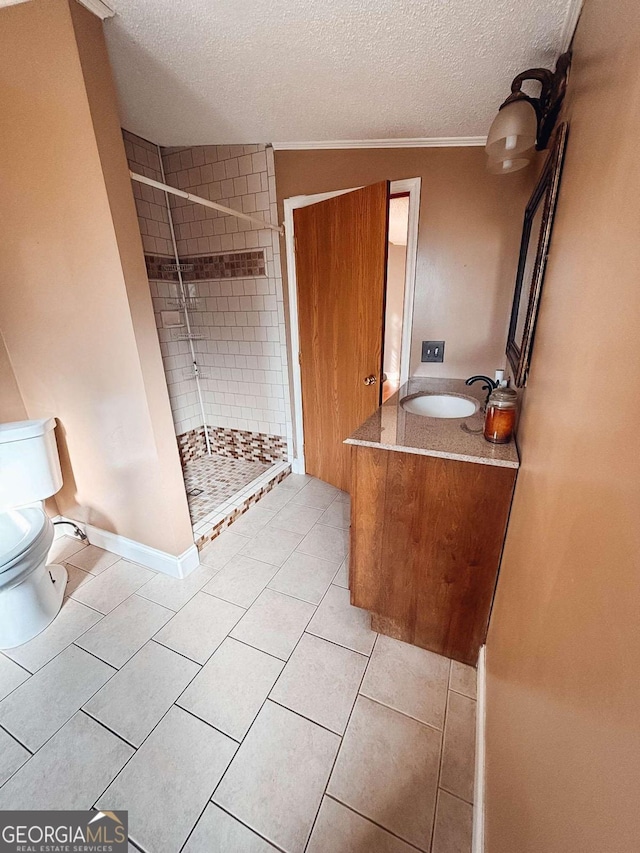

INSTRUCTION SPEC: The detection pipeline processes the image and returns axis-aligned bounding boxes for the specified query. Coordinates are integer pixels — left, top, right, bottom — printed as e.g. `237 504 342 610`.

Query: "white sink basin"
401 393 478 419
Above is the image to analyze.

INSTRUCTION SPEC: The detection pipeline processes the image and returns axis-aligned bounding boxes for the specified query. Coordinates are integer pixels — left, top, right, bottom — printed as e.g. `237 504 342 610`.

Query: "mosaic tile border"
177 427 209 467
194 462 291 549
144 254 179 281
184 251 266 281
145 250 265 282
208 426 286 464
177 425 287 467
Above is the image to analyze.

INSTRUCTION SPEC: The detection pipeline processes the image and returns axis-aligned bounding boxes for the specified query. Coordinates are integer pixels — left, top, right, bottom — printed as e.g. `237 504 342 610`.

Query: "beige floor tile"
241 526 303 567
136 564 217 611
306 585 376 655
307 797 418 853
202 555 279 608
277 474 314 493
318 499 351 529
440 691 476 804
66 544 120 575
227 504 276 537
332 559 349 589
99 706 236 853
291 481 340 510
4 599 102 673
155 592 245 664
431 790 473 853
199 531 252 569
48 535 87 564
178 637 283 741
70 559 154 614
184 803 280 852
213 700 340 853
270 633 367 734
0 655 30 701
360 635 450 729
449 660 477 700
297 524 349 564
231 589 315 660
270 503 324 536
253 483 296 511
0 728 30 787
84 641 199 746
327 695 441 851
64 564 94 597
0 712 133 810
0 645 114 751
75 594 173 668
268 551 340 605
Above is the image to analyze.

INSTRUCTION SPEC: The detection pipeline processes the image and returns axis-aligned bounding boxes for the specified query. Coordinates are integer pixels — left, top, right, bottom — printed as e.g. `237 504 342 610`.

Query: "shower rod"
129 171 283 235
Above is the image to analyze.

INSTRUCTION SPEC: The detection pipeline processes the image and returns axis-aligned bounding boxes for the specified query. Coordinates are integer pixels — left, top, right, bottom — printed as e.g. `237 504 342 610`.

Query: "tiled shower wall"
160 143 290 442
123 130 174 257
123 130 201 432
123 131 292 453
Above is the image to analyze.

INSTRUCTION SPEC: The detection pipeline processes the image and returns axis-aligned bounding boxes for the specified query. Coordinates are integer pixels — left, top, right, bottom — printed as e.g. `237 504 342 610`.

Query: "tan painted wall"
275 147 534 380
0 0 193 556
0 333 26 423
484 0 640 849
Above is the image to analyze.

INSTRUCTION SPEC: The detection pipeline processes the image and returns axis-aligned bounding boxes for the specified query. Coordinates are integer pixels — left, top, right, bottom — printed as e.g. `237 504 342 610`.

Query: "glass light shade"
486 152 532 174
485 99 538 160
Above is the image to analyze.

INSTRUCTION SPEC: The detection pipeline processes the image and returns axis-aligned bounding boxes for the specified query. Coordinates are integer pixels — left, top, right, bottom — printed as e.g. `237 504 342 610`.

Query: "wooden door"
294 182 389 491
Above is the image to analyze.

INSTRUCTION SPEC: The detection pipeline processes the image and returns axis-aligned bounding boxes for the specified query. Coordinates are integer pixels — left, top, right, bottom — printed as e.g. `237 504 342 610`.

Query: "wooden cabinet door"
350 445 517 665
293 182 389 491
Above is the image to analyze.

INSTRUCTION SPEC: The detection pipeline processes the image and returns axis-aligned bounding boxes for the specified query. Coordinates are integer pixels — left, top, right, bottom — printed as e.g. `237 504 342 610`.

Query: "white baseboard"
53 516 199 578
473 645 487 853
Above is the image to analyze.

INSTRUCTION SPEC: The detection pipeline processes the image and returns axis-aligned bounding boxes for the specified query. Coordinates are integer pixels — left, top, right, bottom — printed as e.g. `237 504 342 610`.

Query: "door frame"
284 177 421 474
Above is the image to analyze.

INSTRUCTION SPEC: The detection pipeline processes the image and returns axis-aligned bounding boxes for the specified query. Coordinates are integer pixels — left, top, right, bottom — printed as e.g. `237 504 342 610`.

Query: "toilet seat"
0 507 53 590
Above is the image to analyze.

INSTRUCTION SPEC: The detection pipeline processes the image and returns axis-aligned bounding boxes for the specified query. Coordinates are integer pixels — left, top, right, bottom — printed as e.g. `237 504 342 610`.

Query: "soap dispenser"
484 385 518 444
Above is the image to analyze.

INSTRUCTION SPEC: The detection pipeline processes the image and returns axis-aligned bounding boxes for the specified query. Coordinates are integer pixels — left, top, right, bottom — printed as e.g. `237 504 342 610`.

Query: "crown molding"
560 0 583 51
272 136 487 151
0 0 114 16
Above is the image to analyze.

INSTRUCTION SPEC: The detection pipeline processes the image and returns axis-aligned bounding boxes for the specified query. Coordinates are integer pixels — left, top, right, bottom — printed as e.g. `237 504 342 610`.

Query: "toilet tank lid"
0 418 56 444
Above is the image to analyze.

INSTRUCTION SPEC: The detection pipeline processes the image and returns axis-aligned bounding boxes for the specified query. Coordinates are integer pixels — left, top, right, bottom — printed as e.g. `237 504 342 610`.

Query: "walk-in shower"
156 144 212 459
124 132 292 547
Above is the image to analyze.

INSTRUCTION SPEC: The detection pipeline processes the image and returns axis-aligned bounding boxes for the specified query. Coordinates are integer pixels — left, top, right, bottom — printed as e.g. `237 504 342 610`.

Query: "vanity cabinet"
350 444 516 665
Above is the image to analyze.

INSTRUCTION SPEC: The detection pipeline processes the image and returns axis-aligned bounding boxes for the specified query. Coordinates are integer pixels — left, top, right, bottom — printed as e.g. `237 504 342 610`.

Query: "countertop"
344 377 520 469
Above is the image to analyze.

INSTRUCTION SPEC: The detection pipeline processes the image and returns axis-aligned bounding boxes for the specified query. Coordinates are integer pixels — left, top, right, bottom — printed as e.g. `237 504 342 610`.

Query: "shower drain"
187 487 204 497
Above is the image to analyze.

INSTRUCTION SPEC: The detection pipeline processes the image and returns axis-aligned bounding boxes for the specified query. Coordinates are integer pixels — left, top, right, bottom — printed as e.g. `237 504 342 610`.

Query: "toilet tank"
0 418 63 511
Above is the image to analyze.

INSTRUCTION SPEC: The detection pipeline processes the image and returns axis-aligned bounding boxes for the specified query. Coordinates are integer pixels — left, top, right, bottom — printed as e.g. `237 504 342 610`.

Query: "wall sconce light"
486 52 571 174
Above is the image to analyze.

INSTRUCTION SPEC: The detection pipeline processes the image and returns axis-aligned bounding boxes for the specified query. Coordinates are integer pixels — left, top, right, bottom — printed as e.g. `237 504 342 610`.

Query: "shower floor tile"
184 455 272 525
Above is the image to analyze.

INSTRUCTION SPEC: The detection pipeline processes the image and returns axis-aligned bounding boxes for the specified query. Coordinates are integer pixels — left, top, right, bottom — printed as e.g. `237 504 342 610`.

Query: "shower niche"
124 131 292 547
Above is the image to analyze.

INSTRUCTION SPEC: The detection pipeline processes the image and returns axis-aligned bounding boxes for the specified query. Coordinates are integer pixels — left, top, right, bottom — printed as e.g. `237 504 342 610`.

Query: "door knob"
363 375 377 386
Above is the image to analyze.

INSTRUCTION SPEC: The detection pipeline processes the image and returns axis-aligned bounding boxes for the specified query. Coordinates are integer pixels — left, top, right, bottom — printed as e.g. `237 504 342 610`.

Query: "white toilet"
0 417 68 649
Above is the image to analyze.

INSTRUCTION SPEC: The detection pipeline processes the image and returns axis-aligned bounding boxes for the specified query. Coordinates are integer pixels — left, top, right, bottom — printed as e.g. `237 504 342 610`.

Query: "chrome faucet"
465 374 498 408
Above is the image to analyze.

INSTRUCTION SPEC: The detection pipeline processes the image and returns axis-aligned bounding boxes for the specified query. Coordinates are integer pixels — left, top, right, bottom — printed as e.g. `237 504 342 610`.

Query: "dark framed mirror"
507 122 569 386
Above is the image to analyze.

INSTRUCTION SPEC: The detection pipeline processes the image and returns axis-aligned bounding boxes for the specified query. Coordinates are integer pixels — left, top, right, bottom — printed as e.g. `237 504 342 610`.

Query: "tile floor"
0 475 476 853
183 454 273 524
190 458 291 548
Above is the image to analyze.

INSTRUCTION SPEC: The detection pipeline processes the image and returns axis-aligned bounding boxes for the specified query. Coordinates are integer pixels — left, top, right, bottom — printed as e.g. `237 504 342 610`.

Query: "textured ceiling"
104 0 573 146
